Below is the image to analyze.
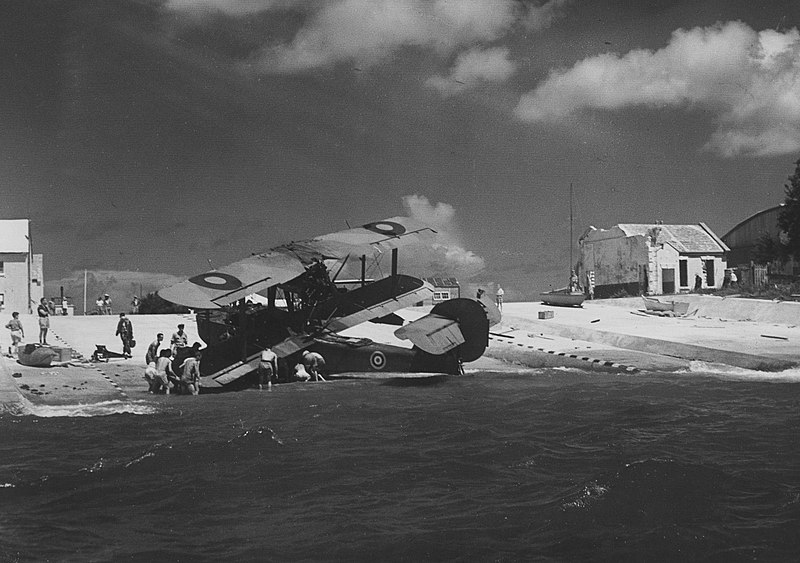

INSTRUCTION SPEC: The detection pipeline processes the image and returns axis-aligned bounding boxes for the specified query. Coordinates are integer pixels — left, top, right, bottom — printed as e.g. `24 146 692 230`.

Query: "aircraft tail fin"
478 295 502 326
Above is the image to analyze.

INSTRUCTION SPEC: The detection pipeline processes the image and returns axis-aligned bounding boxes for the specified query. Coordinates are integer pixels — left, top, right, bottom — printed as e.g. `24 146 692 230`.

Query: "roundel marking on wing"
362 221 406 236
188 272 243 291
369 351 387 370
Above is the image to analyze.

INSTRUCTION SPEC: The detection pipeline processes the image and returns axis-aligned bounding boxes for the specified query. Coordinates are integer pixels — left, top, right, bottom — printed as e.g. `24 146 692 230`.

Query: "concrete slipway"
1 295 798 412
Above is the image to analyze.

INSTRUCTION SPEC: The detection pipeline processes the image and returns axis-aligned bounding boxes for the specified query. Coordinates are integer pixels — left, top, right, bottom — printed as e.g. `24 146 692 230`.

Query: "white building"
578 223 728 298
0 219 44 313
420 277 460 306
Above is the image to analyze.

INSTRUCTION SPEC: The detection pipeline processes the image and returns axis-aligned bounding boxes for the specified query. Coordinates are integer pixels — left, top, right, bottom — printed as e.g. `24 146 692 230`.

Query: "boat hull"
642 297 689 315
540 290 585 307
18 344 59 368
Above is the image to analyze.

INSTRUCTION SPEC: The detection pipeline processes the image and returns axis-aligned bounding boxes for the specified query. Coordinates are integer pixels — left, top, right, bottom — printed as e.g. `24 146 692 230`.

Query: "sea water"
1 366 799 562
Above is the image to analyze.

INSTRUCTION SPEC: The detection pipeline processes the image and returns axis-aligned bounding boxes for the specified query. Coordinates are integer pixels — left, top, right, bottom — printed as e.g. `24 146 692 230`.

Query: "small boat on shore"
17 344 59 368
540 183 586 308
540 288 585 307
642 296 690 316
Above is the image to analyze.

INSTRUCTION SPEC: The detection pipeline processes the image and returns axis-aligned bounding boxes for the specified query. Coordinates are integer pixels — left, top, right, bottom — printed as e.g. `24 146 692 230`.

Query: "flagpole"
83 269 87 316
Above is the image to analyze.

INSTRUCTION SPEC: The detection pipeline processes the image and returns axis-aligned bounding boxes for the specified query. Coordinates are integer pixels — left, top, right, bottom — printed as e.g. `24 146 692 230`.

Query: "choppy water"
2 366 800 562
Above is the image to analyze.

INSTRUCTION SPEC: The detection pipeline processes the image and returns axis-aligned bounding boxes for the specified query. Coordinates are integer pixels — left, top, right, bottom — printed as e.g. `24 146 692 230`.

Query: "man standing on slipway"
115 313 134 359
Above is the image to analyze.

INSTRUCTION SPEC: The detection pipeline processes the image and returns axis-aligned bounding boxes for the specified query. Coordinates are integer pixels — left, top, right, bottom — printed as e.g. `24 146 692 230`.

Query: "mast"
569 182 574 272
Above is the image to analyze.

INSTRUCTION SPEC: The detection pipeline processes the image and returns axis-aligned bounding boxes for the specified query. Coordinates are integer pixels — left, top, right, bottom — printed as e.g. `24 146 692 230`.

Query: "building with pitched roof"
578 223 729 298
421 277 460 306
0 219 44 313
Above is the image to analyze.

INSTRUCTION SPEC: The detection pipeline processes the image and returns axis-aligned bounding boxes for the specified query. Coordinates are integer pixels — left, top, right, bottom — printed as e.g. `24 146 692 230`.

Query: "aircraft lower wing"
394 314 465 355
205 353 263 387
158 217 436 310
272 281 434 357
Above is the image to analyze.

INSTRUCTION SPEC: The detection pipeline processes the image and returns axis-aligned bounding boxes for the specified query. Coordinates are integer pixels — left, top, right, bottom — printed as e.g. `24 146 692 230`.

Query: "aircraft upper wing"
158 217 436 309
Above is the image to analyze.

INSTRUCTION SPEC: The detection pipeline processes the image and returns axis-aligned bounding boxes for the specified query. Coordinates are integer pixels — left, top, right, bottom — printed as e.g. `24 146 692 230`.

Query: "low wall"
595 295 800 325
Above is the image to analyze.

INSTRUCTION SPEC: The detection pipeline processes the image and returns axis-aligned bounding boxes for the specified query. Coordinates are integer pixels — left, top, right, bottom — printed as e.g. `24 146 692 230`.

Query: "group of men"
257 347 326 389
95 294 113 315
142 323 200 395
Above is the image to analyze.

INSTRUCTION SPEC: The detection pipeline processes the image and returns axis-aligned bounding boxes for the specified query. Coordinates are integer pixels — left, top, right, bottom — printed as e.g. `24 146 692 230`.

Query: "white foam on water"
684 361 800 382
15 398 159 418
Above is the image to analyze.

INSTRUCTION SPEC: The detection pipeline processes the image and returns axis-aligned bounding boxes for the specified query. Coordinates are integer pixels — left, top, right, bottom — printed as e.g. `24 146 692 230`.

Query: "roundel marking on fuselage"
188 272 243 291
362 221 406 236
369 350 387 370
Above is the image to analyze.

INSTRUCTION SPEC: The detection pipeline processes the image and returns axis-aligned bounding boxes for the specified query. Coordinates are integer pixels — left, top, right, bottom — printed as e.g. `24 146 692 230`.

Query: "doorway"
662 268 675 294
704 260 715 287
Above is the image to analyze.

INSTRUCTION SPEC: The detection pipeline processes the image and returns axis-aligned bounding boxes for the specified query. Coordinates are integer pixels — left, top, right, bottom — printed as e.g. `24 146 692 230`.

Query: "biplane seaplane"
158 218 500 389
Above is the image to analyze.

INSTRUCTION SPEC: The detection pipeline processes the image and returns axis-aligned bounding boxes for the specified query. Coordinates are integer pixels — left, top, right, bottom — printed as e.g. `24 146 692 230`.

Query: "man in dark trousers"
115 313 134 359
37 297 50 344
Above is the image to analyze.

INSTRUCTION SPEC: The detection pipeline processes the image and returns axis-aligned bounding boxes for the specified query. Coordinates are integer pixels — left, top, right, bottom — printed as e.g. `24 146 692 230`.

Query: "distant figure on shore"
115 312 134 358
131 295 140 314
103 294 113 315
569 270 580 292
694 274 703 292
171 323 188 355
258 347 278 389
476 288 485 300
729 270 738 288
146 333 164 365
61 297 68 316
496 286 504 311
586 271 595 300
47 299 56 315
179 350 202 395
95 296 104 315
5 312 24 356
302 350 326 381
37 297 50 344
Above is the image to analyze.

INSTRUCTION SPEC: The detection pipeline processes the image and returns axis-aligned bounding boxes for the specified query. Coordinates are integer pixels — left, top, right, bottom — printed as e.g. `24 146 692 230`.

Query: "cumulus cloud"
242 0 519 72
515 21 800 157
522 0 571 32
164 1 567 73
401 195 485 278
426 46 516 97
164 0 299 16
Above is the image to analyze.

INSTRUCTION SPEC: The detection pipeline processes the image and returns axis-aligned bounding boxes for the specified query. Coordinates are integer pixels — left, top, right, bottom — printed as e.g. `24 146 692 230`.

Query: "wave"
560 457 735 523
12 397 159 418
684 361 800 382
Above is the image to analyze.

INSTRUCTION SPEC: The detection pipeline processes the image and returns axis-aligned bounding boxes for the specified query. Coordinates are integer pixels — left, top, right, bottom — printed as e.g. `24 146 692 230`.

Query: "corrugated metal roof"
0 219 30 253
617 223 728 253
422 277 460 287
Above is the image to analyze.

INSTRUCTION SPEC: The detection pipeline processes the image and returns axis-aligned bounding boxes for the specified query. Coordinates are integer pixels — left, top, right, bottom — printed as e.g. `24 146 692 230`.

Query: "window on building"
433 290 450 301
679 260 688 287
0 293 4 308
0 261 4 276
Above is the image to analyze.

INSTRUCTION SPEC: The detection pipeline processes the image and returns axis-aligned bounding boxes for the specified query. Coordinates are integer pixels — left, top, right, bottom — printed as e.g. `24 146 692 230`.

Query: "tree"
138 292 190 314
754 231 789 265
778 158 800 260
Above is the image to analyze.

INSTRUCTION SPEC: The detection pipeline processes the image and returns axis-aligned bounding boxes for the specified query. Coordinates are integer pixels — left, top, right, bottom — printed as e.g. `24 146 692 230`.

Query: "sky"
2 0 800 306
